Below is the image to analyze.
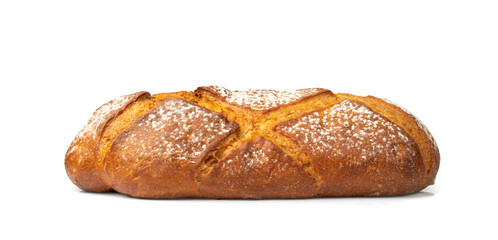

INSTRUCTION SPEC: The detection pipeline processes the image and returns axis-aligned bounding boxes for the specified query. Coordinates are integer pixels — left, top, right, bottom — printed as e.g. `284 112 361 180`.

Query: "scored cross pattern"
66 86 432 198
192 86 340 183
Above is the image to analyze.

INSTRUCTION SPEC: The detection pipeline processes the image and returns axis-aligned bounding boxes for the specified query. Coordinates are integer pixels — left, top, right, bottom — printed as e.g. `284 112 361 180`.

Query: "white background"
1 1 497 239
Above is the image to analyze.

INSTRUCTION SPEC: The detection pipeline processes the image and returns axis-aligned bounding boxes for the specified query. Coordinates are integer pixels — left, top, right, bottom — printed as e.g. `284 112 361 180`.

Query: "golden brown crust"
370 96 440 187
64 86 440 198
196 86 331 113
104 97 239 198
64 91 150 192
335 94 440 189
274 100 426 196
200 137 317 198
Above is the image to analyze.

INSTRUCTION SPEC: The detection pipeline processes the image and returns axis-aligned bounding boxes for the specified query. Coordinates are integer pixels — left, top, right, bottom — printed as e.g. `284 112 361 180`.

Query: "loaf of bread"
65 86 440 198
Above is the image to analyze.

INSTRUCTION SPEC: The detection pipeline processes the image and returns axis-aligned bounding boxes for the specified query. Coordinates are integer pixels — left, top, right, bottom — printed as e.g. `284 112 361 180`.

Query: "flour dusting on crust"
381 98 439 151
115 98 238 164
223 139 294 178
277 100 419 166
222 138 293 175
204 86 329 112
67 92 145 157
200 137 316 198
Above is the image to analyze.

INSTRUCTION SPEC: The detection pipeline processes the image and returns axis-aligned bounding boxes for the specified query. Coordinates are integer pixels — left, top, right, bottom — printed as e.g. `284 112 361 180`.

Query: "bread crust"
200 137 317 198
371 96 440 187
64 86 440 198
274 100 426 196
104 97 238 198
64 91 150 192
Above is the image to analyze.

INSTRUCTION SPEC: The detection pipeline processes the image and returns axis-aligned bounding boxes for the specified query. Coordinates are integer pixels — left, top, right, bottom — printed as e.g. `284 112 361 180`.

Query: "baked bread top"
65 86 439 198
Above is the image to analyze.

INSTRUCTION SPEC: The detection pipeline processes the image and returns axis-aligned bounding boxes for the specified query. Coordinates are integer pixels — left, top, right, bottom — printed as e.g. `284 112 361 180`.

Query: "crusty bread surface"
65 86 439 198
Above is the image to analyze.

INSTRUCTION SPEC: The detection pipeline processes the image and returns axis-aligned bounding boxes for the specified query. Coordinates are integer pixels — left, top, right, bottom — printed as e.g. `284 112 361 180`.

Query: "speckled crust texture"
200 137 317 199
275 100 425 196
198 86 331 113
64 86 440 198
104 98 239 198
64 91 150 192
374 96 440 187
